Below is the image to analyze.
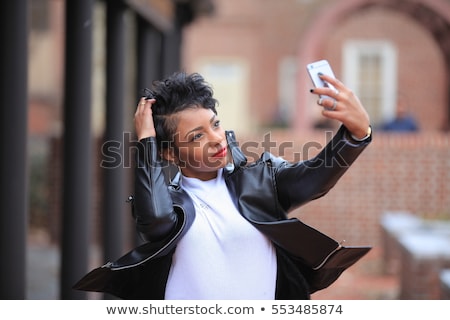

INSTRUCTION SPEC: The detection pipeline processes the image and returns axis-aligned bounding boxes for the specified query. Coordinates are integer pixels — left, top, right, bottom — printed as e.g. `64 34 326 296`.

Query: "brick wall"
235 129 450 249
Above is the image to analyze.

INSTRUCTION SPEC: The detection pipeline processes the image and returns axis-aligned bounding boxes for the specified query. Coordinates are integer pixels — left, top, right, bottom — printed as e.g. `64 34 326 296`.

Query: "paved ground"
27 243 60 299
27 231 398 300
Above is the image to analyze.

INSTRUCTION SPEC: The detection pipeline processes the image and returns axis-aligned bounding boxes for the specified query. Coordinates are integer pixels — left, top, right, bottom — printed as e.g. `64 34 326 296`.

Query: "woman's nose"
209 130 224 145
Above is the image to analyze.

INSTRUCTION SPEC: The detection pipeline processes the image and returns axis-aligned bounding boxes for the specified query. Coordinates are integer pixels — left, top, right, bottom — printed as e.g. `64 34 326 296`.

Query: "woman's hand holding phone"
307 60 371 140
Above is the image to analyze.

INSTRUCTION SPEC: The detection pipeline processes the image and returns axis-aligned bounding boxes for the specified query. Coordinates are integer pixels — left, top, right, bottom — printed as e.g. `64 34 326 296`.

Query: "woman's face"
166 107 229 181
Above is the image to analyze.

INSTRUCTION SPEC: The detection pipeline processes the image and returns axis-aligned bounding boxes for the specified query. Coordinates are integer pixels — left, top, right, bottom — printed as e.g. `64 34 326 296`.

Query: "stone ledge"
380 211 450 299
380 211 422 274
440 269 450 299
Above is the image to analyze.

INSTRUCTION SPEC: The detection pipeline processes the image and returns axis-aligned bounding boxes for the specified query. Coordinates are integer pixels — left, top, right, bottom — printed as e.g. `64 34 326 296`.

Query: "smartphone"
306 59 336 99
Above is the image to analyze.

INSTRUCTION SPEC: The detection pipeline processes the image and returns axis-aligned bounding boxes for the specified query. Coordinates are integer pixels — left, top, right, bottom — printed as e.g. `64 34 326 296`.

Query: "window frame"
343 40 398 126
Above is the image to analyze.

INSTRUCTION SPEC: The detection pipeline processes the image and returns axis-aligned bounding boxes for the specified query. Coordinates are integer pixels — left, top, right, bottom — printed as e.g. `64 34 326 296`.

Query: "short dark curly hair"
144 72 218 150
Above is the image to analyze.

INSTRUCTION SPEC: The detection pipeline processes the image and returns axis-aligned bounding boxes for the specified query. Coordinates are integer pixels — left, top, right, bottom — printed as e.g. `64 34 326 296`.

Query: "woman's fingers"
311 74 370 137
134 97 157 140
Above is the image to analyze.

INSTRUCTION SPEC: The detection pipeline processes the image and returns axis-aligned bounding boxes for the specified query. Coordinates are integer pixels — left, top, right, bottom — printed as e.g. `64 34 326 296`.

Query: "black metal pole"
162 2 194 76
103 0 126 277
60 0 94 299
162 28 181 77
132 18 165 247
0 0 28 299
136 17 163 94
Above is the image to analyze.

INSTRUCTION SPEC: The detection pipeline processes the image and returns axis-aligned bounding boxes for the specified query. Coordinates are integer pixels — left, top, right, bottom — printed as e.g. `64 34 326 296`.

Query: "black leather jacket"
73 125 371 299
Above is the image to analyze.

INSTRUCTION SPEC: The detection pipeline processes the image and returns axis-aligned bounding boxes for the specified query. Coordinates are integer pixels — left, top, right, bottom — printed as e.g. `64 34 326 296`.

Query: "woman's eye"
192 133 203 141
213 120 221 128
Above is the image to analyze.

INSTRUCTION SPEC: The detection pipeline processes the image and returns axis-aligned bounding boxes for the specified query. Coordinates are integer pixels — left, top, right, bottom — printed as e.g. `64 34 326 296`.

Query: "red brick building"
181 0 450 250
182 0 450 133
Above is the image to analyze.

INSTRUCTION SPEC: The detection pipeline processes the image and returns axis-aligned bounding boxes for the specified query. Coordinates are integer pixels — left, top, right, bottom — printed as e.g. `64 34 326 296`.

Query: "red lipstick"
212 147 227 158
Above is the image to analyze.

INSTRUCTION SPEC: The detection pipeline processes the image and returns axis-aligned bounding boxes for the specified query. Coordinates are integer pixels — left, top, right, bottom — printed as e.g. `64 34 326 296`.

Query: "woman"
74 71 372 299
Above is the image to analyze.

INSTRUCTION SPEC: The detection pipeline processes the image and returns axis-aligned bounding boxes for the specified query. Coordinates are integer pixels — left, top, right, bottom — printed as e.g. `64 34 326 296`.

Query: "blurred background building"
1 0 449 299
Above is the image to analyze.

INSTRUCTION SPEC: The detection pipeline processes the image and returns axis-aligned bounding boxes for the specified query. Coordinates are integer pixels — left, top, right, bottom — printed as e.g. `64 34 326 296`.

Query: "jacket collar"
226 130 247 168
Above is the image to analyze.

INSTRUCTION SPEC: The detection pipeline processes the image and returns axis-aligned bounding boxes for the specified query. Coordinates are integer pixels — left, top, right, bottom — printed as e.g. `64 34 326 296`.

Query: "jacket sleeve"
275 125 371 212
133 137 178 242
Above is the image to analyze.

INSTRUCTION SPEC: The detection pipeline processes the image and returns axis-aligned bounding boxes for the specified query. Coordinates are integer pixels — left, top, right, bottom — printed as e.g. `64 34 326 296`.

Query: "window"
277 56 297 127
196 60 251 134
343 40 397 126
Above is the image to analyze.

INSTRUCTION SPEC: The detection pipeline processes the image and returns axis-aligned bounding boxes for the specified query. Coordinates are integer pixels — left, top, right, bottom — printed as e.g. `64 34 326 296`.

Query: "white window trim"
278 56 298 125
343 40 398 123
194 58 252 134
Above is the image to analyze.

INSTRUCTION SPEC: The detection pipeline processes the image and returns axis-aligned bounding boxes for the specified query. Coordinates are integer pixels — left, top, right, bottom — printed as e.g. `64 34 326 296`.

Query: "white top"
164 169 277 299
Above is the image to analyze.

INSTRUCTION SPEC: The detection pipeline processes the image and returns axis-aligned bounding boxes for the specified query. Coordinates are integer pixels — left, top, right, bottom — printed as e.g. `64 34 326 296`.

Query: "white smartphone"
306 59 336 99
